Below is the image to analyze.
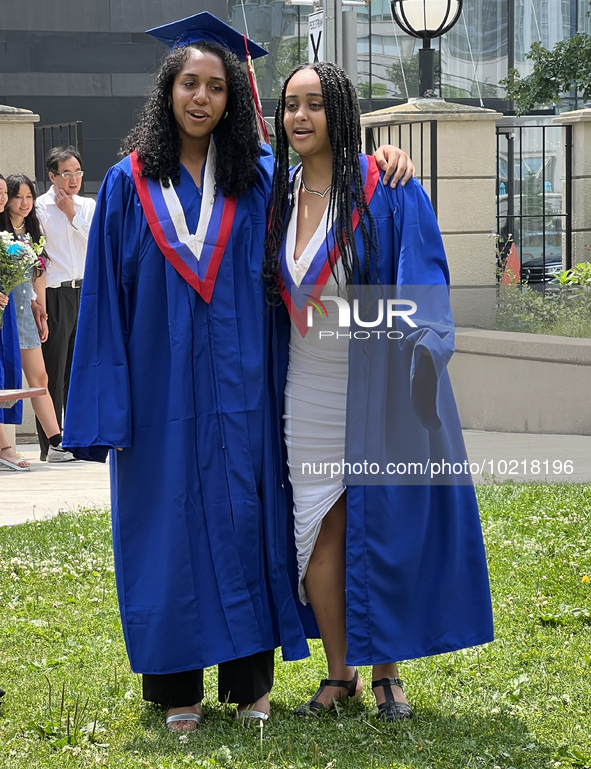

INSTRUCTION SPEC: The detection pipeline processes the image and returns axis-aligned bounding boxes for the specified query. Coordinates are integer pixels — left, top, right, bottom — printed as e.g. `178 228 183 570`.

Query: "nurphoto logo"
304 294 418 340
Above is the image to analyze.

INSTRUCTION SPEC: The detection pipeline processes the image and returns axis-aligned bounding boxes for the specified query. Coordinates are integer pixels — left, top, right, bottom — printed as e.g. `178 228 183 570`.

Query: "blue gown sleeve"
63 165 138 461
390 178 455 430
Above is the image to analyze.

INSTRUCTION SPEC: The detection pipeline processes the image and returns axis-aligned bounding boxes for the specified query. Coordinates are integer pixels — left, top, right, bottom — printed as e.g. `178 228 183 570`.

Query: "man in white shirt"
35 146 96 461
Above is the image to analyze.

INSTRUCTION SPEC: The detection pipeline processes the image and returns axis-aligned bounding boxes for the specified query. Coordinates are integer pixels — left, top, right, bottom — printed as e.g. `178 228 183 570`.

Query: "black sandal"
294 669 359 715
372 678 412 722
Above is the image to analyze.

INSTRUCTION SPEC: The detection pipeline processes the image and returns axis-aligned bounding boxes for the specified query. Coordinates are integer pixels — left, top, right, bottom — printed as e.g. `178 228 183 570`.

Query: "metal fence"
34 121 84 194
364 120 438 217
496 123 572 287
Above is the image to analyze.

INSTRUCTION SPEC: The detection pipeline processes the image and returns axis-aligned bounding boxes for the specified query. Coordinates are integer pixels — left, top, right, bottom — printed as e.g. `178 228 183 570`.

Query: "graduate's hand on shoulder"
374 146 414 188
0 292 8 307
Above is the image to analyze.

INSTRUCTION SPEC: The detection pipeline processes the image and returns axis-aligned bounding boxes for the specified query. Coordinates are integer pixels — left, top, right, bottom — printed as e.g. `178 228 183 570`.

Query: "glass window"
515 0 572 73
229 1 313 99
225 1 583 108
440 0 509 100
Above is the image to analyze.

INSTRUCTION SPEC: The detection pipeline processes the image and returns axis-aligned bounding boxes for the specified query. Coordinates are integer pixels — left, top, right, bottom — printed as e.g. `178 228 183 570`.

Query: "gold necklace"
301 178 332 198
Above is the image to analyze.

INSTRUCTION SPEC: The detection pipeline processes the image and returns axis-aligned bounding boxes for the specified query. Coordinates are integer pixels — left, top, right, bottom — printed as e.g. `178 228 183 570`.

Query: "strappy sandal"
235 708 269 722
294 669 359 716
165 712 202 731
0 445 30 472
372 678 412 722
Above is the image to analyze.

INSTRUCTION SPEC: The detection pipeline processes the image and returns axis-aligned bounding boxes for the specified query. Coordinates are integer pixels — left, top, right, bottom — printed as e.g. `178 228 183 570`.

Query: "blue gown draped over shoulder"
64 147 309 674
272 159 494 664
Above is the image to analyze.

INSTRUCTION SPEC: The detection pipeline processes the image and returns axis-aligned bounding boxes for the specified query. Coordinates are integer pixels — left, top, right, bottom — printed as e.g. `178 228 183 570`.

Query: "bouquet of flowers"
0 231 46 329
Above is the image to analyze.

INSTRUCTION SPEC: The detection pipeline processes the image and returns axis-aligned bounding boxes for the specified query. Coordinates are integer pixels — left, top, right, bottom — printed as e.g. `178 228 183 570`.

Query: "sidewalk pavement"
1 432 590 527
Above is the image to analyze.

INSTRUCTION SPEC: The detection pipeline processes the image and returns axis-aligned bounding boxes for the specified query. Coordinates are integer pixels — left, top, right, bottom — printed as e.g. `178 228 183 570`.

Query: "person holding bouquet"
0 173 29 470
3 174 75 462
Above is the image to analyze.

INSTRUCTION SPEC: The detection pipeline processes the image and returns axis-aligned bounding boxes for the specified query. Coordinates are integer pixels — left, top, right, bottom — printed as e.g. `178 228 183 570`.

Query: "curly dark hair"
121 41 261 197
263 62 377 305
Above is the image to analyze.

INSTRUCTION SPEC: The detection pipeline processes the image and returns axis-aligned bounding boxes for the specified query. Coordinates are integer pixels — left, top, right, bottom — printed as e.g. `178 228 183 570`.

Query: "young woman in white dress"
263 62 494 722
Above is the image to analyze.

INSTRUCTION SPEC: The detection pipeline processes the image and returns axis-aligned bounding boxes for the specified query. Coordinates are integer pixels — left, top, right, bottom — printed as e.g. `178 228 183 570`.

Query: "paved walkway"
0 432 589 527
0 443 110 526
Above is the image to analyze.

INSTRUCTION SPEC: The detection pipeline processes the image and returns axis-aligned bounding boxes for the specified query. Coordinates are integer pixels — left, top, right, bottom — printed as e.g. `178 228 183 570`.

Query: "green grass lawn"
0 484 590 769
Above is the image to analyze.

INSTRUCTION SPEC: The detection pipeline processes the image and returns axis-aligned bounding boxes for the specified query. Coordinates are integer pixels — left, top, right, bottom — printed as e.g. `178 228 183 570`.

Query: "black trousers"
142 649 274 707
36 285 81 458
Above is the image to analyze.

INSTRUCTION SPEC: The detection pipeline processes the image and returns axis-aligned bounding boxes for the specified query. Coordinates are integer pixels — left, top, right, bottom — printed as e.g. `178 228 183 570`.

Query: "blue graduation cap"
146 11 268 61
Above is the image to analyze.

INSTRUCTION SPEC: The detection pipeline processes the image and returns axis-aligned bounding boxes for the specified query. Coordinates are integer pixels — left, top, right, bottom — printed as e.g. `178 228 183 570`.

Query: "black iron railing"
364 120 438 217
496 123 572 287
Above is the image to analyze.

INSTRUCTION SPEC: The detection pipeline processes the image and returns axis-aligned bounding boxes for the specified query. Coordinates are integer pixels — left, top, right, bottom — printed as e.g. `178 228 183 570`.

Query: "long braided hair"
121 42 260 197
263 62 377 305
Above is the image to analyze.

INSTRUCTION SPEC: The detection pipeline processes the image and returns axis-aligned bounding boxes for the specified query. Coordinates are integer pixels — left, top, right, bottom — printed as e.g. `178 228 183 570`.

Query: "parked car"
521 254 563 289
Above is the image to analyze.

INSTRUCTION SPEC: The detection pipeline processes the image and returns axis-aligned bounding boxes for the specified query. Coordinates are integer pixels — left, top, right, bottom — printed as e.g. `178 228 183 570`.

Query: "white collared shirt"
35 186 96 288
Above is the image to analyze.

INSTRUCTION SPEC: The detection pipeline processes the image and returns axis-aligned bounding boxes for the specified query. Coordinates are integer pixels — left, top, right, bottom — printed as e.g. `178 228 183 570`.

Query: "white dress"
283 173 349 603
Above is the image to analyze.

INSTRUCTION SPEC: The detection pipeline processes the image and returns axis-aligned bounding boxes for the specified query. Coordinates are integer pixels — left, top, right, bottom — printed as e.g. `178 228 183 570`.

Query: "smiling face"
49 155 83 196
283 68 332 160
170 48 229 147
8 183 34 221
0 178 7 212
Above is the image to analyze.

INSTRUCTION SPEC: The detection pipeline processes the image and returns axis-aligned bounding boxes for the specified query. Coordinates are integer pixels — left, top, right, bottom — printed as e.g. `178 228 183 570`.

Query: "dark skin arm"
374 145 415 187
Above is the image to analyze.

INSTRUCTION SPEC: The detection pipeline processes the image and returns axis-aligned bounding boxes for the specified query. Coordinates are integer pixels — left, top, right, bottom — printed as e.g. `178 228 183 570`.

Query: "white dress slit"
283 173 349 604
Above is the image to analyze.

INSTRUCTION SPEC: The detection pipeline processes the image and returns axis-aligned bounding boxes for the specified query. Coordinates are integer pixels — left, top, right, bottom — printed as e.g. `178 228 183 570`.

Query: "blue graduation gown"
63 150 309 674
273 161 494 664
0 296 23 425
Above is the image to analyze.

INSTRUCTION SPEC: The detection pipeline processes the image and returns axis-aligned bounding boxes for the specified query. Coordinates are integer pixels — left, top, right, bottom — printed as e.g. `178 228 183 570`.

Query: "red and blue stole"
130 144 237 303
278 154 380 337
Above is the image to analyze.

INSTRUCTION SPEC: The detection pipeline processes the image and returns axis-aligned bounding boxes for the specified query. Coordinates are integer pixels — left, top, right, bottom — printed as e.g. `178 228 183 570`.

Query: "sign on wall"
308 9 325 63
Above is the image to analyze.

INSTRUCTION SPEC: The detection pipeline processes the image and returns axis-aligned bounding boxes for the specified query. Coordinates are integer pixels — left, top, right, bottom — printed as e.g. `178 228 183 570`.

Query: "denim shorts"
14 280 41 350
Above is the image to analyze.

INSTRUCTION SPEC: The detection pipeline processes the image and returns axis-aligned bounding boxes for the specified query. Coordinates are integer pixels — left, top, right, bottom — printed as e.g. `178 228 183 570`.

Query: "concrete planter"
449 328 591 435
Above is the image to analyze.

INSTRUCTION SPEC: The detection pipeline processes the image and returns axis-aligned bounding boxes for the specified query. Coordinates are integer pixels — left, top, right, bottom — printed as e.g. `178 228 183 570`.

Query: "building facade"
0 0 589 190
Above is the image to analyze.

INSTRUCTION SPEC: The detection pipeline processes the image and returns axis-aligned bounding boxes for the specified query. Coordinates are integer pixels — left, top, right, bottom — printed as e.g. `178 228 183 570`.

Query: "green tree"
357 81 388 99
500 33 591 115
387 51 444 99
252 36 307 99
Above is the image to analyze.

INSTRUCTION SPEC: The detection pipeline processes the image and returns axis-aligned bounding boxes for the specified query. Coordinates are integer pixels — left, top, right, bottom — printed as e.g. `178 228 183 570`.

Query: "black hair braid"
261 78 293 305
121 42 260 197
263 62 378 305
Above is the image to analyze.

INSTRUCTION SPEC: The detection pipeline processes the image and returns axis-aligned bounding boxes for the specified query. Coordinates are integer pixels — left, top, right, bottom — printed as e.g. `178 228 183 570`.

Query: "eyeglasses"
54 171 84 180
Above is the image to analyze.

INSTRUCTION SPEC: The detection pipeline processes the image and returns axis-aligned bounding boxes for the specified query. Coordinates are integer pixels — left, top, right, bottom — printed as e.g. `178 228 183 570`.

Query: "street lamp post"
391 0 463 98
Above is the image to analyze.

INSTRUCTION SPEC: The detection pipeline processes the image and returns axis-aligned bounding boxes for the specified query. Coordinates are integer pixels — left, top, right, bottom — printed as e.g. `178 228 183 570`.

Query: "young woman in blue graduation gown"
62 24 413 729
263 62 494 721
63 38 302 729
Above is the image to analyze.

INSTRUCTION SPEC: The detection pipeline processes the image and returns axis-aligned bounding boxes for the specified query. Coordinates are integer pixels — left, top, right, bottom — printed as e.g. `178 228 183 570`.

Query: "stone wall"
361 98 501 329
449 328 591 435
